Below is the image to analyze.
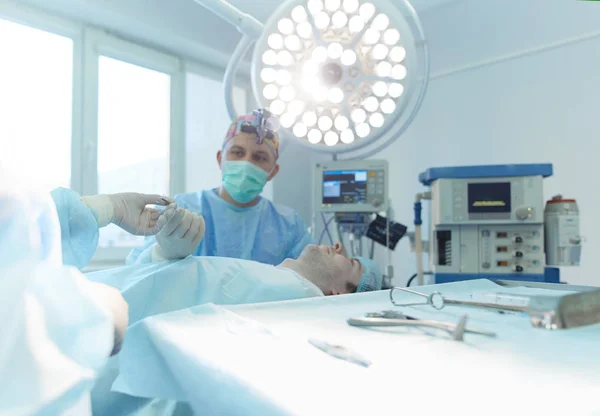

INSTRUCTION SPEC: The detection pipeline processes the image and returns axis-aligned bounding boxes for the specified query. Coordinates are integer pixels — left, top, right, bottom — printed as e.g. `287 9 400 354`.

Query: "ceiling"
19 0 455 71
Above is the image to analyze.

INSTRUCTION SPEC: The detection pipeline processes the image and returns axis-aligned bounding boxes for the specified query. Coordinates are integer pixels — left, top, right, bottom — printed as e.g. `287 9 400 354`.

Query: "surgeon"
0 173 134 415
87 240 382 415
126 108 314 265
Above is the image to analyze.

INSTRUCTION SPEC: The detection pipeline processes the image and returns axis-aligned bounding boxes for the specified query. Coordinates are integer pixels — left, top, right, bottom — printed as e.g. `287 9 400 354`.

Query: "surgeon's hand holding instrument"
81 193 174 236
153 206 206 261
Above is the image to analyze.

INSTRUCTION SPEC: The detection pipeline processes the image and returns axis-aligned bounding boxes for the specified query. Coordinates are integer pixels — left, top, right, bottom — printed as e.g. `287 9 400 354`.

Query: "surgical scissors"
390 287 528 313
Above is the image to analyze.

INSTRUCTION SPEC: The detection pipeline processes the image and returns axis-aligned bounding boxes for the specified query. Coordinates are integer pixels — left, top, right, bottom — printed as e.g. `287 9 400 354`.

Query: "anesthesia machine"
412 164 582 285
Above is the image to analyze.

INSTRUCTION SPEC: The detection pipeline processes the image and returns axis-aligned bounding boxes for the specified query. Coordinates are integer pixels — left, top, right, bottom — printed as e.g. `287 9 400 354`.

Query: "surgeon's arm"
51 188 171 269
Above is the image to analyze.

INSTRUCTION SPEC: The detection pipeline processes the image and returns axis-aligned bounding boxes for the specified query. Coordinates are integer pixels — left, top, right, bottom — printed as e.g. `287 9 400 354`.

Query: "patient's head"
280 243 381 295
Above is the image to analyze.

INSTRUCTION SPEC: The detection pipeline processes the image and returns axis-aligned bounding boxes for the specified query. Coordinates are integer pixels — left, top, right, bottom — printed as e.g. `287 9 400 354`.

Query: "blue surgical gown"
50 187 100 269
126 189 314 265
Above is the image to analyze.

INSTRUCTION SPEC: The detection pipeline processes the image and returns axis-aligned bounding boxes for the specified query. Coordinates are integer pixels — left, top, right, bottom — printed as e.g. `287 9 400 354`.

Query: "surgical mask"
221 160 270 204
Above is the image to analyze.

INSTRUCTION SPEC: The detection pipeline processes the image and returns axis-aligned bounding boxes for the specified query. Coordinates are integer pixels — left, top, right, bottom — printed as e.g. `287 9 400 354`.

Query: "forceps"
390 287 528 313
348 311 496 341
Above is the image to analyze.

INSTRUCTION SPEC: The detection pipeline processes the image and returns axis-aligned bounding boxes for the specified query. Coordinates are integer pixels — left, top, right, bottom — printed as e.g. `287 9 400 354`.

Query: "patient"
87 242 381 322
88 243 381 416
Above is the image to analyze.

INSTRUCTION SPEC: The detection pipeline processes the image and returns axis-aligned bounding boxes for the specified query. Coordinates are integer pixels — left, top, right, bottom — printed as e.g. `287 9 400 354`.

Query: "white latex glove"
82 193 174 236
152 205 205 261
88 281 129 356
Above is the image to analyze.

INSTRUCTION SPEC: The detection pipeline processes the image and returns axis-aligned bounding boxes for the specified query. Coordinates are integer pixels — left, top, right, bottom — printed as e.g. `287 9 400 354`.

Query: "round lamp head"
251 0 427 156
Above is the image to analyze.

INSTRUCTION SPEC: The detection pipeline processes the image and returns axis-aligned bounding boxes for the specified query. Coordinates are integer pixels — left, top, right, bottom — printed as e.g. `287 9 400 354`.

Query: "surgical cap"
223 110 280 158
355 257 383 292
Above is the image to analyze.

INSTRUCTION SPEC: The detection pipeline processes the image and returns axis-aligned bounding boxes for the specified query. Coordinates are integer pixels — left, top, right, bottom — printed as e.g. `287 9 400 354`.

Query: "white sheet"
113 280 600 415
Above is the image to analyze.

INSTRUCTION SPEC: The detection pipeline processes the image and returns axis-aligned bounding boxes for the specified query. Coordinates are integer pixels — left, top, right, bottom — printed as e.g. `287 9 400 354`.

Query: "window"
97 56 171 248
0 18 72 191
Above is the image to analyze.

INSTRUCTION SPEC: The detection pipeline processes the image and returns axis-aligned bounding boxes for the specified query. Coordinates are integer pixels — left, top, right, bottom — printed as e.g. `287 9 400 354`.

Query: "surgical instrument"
308 339 372 368
390 287 600 330
348 312 496 341
390 287 527 313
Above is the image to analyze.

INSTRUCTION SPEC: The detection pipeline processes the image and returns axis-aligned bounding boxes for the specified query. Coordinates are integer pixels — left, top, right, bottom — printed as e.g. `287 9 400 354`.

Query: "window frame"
84 28 185 262
0 1 253 266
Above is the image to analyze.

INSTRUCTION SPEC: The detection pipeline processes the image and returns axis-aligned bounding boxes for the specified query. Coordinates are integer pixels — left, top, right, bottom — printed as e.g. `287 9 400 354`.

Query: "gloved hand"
152 205 206 261
82 193 174 236
88 281 129 356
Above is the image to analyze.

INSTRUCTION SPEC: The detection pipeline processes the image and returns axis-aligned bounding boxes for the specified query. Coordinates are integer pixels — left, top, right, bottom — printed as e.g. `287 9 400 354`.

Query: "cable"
406 273 418 287
318 214 335 245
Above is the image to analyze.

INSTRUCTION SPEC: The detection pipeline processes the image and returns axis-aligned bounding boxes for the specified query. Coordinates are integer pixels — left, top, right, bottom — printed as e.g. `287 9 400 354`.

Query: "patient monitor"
314 160 388 213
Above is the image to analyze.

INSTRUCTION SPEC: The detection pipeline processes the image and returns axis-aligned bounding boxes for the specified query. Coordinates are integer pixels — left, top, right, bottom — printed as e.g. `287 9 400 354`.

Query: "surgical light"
343 0 360 13
390 46 406 62
288 99 305 114
303 111 318 126
340 49 357 65
325 0 341 11
280 85 296 101
261 68 277 83
276 69 292 85
308 129 322 143
391 64 407 80
369 112 384 128
340 129 355 143
263 84 278 100
328 87 344 103
371 44 389 60
284 35 302 51
281 112 296 128
372 81 387 97
271 99 286 114
297 21 312 38
362 96 379 112
292 5 308 21
268 33 284 49
193 0 429 158
384 28 400 45
278 18 295 34
388 83 404 98
318 116 334 131
331 11 348 28
293 122 308 137
334 115 349 130
327 42 344 59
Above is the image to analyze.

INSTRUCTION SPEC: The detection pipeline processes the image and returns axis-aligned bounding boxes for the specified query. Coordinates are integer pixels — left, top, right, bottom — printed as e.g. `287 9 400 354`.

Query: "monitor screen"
322 170 367 204
467 182 511 213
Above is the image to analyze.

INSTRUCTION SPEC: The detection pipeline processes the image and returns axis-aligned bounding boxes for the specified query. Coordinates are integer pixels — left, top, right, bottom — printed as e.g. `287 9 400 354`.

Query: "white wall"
274 0 600 287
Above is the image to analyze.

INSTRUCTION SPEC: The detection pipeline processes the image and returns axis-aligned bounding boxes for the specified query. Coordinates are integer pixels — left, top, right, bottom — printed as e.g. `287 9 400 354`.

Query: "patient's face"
299 243 364 295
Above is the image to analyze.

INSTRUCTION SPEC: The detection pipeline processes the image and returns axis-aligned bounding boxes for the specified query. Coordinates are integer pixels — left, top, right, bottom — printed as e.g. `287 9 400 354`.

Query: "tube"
413 191 431 286
413 197 424 286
